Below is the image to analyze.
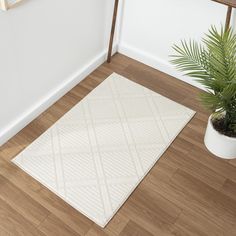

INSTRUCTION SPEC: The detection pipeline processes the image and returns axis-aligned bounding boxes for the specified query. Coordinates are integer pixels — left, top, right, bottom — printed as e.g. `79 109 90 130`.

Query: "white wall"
0 0 118 145
118 0 230 89
0 0 233 146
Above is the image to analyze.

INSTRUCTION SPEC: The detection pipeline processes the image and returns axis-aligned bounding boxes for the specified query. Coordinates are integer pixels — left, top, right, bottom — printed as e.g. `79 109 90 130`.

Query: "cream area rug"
12 73 195 227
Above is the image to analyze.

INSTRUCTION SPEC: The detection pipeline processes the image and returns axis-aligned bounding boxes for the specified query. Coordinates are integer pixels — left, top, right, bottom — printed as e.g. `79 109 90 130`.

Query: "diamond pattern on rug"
12 73 195 227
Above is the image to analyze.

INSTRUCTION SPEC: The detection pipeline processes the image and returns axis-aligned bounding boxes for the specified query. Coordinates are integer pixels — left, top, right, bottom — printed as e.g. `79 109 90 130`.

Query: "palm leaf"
170 26 236 132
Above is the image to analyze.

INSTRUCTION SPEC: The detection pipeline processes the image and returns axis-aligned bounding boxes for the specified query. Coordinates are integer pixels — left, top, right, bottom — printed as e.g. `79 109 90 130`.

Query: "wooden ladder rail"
212 0 236 30
225 5 233 29
107 0 119 63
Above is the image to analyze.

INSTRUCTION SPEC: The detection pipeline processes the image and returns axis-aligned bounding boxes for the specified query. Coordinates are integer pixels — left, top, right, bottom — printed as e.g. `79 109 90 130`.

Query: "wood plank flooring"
0 53 236 236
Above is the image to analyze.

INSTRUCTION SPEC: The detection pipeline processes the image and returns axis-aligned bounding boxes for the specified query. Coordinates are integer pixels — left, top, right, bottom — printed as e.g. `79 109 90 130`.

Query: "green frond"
170 26 236 131
170 40 210 80
203 26 236 84
199 92 223 112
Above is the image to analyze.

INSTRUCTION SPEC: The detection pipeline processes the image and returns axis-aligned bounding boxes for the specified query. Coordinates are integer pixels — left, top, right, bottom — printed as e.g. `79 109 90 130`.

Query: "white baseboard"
118 43 206 91
0 44 118 146
0 42 204 147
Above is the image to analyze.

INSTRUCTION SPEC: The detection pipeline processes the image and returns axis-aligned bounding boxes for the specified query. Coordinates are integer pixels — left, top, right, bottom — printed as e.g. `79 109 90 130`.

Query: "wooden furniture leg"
107 0 119 63
212 1 236 30
225 5 232 29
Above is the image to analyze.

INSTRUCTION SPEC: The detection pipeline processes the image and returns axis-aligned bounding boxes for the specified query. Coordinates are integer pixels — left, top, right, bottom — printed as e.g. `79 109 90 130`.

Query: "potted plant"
171 26 236 159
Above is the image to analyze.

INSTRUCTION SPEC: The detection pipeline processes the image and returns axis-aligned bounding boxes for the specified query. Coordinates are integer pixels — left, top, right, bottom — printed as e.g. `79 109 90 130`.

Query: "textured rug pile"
12 73 195 227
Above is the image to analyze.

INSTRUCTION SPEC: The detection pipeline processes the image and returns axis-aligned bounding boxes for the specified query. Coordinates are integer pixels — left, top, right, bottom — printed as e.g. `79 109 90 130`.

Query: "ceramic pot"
204 115 236 159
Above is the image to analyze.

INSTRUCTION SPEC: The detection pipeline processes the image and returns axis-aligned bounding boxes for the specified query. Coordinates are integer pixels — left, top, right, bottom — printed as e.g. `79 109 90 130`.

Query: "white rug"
12 73 195 227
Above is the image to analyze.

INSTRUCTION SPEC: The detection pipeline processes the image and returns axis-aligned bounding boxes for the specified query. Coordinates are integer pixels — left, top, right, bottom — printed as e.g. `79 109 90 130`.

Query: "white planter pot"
204 116 236 159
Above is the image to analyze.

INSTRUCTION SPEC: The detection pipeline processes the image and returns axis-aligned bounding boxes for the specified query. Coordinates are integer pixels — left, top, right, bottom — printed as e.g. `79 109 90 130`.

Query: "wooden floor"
1 54 236 236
